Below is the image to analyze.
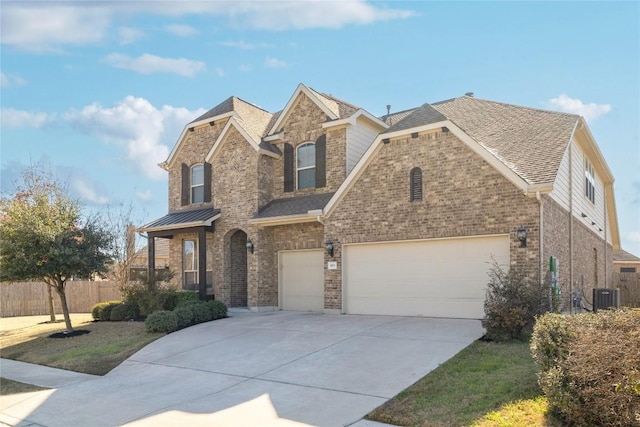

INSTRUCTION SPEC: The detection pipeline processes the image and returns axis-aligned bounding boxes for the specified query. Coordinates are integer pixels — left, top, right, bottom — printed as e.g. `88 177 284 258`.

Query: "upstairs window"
297 143 316 189
410 167 423 202
191 164 204 203
584 158 595 204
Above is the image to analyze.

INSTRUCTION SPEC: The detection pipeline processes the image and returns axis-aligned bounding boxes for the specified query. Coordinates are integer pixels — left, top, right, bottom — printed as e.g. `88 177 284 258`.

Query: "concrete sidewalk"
1 359 98 389
0 312 483 426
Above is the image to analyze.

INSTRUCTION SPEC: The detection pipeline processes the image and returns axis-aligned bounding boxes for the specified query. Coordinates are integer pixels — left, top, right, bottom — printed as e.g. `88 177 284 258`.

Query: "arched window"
410 167 423 202
191 164 204 203
297 143 316 189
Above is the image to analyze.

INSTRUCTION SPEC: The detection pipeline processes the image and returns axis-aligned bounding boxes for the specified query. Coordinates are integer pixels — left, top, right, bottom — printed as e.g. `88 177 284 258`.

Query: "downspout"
568 139 574 314
604 188 608 287
536 191 545 310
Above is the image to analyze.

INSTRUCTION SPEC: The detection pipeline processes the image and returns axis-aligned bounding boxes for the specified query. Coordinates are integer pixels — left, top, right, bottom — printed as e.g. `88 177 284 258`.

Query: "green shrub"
163 291 199 311
481 262 546 341
531 309 640 426
91 302 110 320
173 305 195 330
191 301 214 324
98 300 122 321
109 302 139 321
145 310 178 333
207 300 227 320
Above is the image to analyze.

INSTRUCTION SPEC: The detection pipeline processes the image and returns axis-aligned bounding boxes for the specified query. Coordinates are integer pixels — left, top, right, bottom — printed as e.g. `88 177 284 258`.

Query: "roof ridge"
434 95 581 118
232 95 272 114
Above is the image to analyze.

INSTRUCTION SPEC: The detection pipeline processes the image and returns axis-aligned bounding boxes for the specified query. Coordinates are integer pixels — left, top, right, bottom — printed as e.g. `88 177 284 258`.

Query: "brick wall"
324 129 541 310
168 120 227 211
270 93 347 199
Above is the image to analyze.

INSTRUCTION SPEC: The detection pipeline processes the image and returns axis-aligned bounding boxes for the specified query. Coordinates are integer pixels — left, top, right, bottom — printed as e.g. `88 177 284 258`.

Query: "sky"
1 1 638 256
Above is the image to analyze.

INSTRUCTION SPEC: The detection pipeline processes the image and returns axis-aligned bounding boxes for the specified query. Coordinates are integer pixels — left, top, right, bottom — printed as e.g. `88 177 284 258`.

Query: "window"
584 158 595 204
621 267 637 273
410 167 423 202
191 164 204 203
297 143 316 189
183 239 198 291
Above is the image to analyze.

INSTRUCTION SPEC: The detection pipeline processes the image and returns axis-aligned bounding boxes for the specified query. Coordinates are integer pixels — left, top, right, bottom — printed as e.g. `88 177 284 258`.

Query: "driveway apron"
0 311 483 427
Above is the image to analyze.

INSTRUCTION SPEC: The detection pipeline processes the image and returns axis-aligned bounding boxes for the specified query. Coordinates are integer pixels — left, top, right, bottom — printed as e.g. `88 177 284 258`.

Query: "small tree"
0 167 112 332
482 261 547 341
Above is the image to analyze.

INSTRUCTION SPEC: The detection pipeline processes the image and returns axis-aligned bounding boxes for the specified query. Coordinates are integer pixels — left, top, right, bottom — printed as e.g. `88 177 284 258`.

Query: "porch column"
148 234 156 281
198 228 207 300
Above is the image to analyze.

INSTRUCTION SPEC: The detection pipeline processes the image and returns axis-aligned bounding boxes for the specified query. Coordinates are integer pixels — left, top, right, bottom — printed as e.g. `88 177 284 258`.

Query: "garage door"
280 250 324 312
343 235 509 319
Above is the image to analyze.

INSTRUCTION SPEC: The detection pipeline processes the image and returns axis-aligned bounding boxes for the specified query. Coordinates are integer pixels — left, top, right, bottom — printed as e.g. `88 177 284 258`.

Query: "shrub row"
91 300 122 321
531 308 640 426
91 291 201 321
144 300 227 333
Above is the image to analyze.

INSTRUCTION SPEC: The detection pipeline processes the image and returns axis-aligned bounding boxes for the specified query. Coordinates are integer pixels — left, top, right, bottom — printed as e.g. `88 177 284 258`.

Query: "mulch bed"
48 330 91 339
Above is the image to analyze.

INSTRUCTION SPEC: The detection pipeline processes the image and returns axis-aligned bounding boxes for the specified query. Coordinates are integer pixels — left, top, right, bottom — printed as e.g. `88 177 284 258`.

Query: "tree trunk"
54 281 73 332
47 283 56 322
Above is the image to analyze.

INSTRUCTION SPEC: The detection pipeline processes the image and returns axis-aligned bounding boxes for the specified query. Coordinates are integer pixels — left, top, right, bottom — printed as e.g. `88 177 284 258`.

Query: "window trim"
410 167 423 202
584 158 595 204
296 142 316 190
191 163 205 204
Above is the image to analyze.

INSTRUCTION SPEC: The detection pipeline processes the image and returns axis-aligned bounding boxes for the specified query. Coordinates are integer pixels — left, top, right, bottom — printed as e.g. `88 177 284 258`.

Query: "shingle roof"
141 207 220 231
613 249 640 262
379 108 417 126
254 193 335 219
320 93 360 119
382 104 447 134
431 96 579 185
190 96 270 124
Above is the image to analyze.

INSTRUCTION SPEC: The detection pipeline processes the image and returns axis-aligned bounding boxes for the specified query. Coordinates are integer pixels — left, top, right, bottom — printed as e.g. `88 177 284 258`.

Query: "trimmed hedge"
531 309 640 426
145 310 178 333
173 305 195 330
191 301 214 323
207 300 227 320
91 300 122 321
110 302 140 321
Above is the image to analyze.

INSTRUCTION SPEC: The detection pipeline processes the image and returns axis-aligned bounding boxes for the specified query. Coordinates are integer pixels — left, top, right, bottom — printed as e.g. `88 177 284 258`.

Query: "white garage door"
280 250 324 312
343 235 509 319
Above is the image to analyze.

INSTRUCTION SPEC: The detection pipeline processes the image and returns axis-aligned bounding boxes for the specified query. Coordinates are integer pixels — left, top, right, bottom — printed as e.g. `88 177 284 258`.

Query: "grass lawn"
0 378 48 395
367 339 563 427
1 313 163 376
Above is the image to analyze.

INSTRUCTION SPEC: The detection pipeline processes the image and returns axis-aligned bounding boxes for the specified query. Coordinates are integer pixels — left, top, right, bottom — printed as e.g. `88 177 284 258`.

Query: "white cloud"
0 108 55 128
73 179 109 205
1 3 111 52
239 64 252 73
546 94 612 121
103 53 206 77
165 24 197 37
265 57 288 69
0 72 27 87
1 2 414 52
64 96 206 180
118 27 145 45
215 67 225 77
219 40 273 49
135 190 153 202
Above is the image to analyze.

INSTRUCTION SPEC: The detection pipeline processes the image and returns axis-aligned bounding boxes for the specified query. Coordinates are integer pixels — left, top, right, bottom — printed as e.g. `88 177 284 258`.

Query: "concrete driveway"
0 311 483 427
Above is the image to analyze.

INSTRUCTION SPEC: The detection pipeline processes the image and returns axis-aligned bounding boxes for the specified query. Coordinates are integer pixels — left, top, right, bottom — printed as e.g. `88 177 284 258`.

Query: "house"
128 239 170 280
613 249 640 307
140 83 621 318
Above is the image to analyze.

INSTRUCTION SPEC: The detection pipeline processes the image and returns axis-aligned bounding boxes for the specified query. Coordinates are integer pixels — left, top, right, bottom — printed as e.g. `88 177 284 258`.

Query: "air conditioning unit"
592 288 620 312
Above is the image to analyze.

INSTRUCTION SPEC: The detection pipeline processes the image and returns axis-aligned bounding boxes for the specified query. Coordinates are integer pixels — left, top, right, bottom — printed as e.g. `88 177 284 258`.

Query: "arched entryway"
229 229 248 307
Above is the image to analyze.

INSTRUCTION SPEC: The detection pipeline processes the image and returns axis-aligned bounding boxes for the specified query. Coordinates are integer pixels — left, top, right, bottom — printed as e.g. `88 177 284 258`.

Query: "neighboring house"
129 239 170 279
613 249 640 307
140 83 621 318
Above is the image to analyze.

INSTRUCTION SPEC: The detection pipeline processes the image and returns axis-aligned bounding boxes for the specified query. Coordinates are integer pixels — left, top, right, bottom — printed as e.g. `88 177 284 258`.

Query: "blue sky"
1 1 638 256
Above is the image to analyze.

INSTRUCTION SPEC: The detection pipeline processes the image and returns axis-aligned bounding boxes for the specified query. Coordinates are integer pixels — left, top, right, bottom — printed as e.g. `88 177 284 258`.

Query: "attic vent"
592 288 620 312
465 92 474 97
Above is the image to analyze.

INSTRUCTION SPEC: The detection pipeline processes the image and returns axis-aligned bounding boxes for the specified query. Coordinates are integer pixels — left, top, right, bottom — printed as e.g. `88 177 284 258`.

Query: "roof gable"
205 117 281 162
163 96 274 170
267 83 340 135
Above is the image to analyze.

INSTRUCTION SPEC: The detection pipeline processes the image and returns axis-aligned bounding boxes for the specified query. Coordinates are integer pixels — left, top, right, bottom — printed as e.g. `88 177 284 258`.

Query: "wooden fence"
614 271 640 308
1 280 122 317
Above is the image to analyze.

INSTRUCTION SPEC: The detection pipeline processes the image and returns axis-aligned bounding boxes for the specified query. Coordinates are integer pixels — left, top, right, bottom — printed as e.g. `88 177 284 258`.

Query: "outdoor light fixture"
581 212 587 218
246 238 254 254
516 226 527 248
325 240 334 257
